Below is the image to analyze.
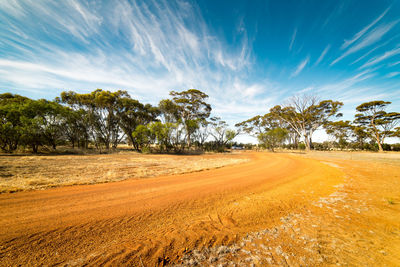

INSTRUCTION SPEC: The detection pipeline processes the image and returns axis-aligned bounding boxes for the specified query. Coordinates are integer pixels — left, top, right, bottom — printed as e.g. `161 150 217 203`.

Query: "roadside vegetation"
1 90 399 154
0 89 238 154
236 95 400 152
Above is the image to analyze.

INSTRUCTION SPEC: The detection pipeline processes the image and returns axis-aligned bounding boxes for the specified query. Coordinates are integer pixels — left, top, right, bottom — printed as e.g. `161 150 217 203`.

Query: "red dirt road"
0 152 343 265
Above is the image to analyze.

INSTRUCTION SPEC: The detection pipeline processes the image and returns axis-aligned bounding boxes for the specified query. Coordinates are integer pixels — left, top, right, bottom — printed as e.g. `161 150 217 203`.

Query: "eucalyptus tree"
192 119 211 149
352 126 370 149
324 120 354 149
354 101 400 152
236 113 287 151
37 100 68 150
257 128 288 152
61 89 128 150
211 117 238 151
270 95 343 151
62 108 88 148
0 93 31 152
170 89 212 148
117 97 159 150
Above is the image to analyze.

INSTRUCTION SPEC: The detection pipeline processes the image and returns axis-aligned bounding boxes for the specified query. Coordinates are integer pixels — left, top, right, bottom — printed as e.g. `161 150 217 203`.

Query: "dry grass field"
0 151 399 266
0 152 249 193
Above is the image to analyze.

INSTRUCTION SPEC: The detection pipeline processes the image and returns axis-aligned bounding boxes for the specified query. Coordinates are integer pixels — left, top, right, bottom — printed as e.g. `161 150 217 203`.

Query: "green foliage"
0 93 30 152
169 89 212 147
269 96 343 150
325 120 354 149
298 143 306 150
355 101 400 152
149 121 175 152
257 127 288 152
132 125 153 152
210 117 238 151
3 90 399 154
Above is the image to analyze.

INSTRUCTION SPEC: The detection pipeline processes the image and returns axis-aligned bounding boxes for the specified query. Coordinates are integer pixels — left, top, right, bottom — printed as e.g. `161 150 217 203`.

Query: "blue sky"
1 0 400 142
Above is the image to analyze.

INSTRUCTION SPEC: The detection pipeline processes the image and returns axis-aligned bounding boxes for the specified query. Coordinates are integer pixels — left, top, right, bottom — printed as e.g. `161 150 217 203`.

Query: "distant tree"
132 125 153 152
149 121 174 152
352 126 370 150
393 127 400 138
170 89 212 148
355 101 400 152
158 99 179 123
211 117 238 151
192 119 211 149
258 127 288 152
0 94 30 152
19 100 48 153
37 100 68 150
324 120 354 149
235 115 271 137
62 108 89 148
117 97 159 151
270 95 343 151
61 89 128 150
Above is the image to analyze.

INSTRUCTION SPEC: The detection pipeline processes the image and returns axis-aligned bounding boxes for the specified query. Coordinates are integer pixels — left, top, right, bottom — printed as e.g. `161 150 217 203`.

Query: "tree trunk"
377 142 384 152
304 135 311 151
375 133 384 152
32 143 38 153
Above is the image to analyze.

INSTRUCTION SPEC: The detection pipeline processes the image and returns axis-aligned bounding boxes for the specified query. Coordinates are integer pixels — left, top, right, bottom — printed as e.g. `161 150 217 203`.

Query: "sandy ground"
0 151 399 266
0 152 248 193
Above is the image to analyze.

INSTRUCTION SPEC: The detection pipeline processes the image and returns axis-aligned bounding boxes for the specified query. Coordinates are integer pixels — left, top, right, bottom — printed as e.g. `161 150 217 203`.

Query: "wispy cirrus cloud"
386 72 400 78
0 0 274 127
388 60 400 67
1 0 399 143
314 45 330 65
360 46 400 68
341 6 390 49
291 56 309 78
331 19 398 65
289 28 297 51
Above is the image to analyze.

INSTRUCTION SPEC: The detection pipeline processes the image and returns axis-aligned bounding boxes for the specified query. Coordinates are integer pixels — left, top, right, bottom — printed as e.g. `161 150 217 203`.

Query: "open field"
0 152 249 193
0 151 399 266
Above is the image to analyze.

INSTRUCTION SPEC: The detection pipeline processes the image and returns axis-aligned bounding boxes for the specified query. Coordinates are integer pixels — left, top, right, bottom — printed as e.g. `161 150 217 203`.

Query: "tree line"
1 90 399 154
0 89 238 153
236 95 400 152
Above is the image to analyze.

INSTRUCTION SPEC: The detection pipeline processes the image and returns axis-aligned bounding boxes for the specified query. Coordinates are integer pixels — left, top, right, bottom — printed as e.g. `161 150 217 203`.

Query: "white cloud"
360 47 400 68
289 28 297 51
332 20 398 65
0 0 268 126
389 60 400 67
291 56 309 77
386 72 400 78
341 7 390 49
315 45 330 65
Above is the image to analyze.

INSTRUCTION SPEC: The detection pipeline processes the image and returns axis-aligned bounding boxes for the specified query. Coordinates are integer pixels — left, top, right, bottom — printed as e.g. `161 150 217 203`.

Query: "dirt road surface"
0 152 399 266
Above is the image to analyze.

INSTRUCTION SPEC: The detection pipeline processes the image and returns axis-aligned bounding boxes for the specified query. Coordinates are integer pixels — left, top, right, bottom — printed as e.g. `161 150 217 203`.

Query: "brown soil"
0 151 399 266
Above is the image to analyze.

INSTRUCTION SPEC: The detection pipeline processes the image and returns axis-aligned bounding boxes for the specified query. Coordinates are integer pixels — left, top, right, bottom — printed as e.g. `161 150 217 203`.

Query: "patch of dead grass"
0 152 249 193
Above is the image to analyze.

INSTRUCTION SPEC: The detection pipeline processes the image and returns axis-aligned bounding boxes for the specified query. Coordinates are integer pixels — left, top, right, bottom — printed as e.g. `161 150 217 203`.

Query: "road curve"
0 152 343 266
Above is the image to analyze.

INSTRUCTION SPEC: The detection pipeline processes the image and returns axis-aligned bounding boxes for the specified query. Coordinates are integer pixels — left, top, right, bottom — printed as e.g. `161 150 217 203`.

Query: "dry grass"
0 152 249 193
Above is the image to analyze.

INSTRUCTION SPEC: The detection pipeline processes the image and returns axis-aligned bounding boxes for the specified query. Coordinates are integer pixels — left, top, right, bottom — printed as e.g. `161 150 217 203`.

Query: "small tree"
324 120 354 149
355 101 400 152
211 117 238 151
132 125 153 152
0 93 30 152
258 128 288 152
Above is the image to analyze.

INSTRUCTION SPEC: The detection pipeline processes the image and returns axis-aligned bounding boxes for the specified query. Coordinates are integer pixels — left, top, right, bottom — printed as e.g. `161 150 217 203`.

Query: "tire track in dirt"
0 152 344 266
